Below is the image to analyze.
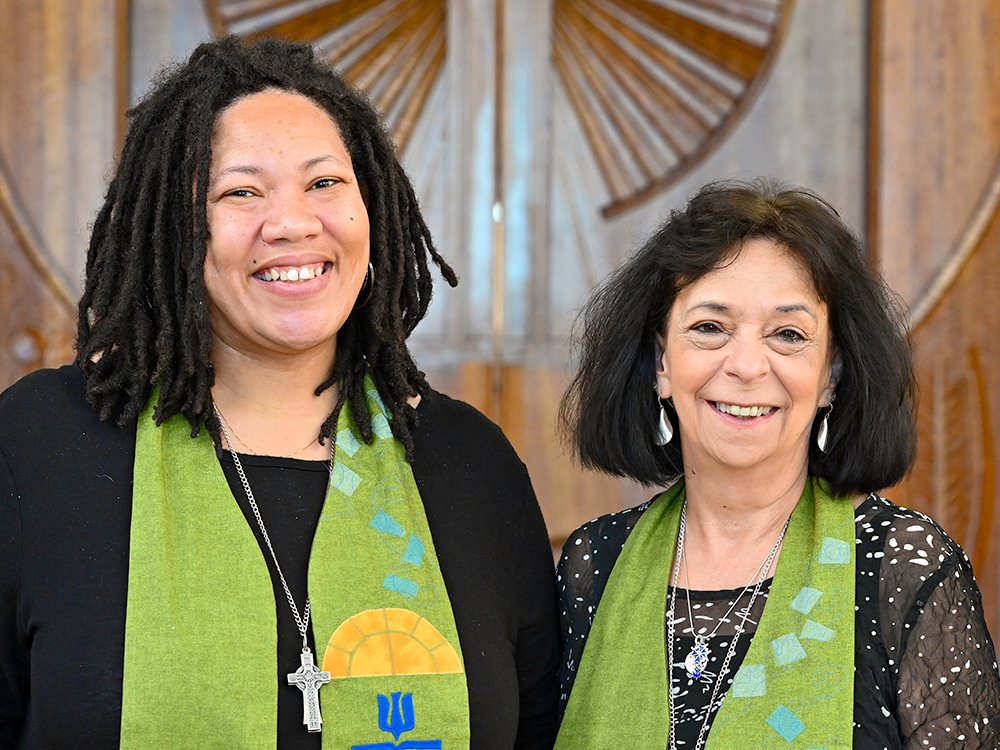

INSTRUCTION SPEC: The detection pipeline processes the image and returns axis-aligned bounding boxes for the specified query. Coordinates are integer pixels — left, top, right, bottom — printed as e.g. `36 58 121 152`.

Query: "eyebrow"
687 301 818 320
210 155 350 184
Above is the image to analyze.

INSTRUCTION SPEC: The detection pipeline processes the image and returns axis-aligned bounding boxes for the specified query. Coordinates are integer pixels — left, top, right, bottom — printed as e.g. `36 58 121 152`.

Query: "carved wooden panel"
0 0 127 390
0 161 77 385
872 0 1000 639
894 190 1000 640
552 0 792 216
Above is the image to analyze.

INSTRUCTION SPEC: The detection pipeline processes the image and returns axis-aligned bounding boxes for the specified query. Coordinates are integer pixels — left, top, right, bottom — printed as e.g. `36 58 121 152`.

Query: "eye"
221 187 257 199
692 321 724 334
309 177 341 190
775 328 806 343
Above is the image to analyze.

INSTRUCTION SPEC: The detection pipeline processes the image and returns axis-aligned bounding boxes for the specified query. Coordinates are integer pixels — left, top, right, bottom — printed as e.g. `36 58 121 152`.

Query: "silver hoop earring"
817 395 835 453
354 262 375 309
656 398 673 446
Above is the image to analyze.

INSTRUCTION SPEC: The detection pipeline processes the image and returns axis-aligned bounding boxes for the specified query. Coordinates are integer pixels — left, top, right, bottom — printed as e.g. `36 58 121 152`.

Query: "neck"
211 340 339 460
678 462 808 590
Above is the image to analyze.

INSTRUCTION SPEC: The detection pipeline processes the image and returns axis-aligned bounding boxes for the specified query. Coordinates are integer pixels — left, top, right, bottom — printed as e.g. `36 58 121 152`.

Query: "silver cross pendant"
287 648 332 732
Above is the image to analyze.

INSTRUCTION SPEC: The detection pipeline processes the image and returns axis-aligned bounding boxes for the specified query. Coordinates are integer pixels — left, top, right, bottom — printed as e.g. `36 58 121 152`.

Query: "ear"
654 332 672 400
819 352 842 408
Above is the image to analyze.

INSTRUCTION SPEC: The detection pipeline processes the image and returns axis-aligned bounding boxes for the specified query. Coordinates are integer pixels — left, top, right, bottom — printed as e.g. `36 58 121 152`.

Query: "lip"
708 400 777 421
250 255 335 299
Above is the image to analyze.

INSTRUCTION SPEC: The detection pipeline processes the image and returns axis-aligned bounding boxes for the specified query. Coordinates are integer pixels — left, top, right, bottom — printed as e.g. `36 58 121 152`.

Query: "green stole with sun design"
555 477 855 749
120 377 470 749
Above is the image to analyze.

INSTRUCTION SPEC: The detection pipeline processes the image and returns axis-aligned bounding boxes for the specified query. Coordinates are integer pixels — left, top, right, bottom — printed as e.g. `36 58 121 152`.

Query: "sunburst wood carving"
206 0 792 217
553 0 794 216
206 0 447 154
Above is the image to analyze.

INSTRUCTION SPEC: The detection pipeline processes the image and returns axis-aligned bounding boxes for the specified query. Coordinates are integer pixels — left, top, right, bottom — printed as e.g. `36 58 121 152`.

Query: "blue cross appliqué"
351 692 443 750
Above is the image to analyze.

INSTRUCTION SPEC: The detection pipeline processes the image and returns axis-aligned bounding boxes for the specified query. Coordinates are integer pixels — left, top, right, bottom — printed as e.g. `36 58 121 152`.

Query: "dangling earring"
817 393 835 453
655 393 673 446
354 262 375 309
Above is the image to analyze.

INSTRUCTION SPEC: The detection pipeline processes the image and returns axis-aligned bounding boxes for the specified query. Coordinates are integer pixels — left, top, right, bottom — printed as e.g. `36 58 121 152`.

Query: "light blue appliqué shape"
766 705 806 741
801 619 836 642
331 462 363 497
382 574 418 597
732 664 767 697
337 427 362 457
818 536 851 566
371 413 392 440
370 510 406 537
771 633 807 666
790 586 824 614
402 534 425 566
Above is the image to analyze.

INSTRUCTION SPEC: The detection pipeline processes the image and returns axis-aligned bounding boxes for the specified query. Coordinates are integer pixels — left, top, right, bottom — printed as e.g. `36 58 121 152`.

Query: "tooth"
287 268 299 281
299 267 313 280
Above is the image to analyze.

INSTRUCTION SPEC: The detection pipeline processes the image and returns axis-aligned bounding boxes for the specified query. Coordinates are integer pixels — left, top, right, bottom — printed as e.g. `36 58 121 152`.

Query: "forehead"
211 89 348 156
673 239 823 315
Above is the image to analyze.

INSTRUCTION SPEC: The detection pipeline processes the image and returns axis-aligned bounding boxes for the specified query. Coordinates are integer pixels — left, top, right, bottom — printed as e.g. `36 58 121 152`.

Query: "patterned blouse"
557 494 1000 749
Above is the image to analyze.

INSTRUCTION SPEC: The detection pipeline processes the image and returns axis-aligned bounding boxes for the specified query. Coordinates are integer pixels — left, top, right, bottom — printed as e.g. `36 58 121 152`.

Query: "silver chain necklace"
666 502 789 750
214 404 332 734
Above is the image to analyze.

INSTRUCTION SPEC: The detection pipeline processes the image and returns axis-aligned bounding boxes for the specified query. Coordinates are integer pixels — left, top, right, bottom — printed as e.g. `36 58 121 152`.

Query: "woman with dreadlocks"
0 36 559 749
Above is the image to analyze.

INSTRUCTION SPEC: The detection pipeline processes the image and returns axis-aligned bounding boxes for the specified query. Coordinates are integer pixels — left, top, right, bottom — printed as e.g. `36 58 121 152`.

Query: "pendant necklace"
666 501 789 750
215 405 332 733
679 516 782 679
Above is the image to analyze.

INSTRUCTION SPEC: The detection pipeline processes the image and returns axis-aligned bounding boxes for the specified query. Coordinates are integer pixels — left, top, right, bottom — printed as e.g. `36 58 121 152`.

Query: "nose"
260 190 322 244
724 334 771 383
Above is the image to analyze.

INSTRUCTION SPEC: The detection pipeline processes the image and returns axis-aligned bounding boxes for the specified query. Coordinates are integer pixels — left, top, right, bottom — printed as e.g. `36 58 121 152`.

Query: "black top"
0 365 560 749
557 495 1000 749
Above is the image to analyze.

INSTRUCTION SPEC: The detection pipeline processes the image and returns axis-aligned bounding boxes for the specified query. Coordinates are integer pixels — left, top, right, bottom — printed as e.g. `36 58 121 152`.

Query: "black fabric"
557 496 1000 749
0 365 560 750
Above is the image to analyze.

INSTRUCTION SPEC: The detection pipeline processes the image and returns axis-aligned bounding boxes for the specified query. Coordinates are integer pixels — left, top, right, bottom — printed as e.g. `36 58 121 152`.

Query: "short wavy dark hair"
76 35 456 457
560 179 916 495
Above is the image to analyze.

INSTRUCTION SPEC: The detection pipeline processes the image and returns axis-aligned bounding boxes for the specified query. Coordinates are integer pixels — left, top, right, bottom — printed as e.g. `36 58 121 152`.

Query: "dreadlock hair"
76 35 457 458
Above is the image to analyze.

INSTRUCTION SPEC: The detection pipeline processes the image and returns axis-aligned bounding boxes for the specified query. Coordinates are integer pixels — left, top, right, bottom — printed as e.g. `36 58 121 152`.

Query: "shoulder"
410 388 526 476
855 494 969 571
0 364 86 415
557 499 655 603
0 364 133 472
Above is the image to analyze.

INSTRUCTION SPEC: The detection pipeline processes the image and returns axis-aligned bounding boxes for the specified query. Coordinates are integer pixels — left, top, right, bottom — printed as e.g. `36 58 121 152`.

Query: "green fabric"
121 379 470 749
555 477 855 749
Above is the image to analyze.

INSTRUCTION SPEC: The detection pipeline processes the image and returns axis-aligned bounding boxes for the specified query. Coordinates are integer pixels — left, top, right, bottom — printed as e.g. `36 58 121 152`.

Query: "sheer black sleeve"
555 502 651 715
872 502 1000 748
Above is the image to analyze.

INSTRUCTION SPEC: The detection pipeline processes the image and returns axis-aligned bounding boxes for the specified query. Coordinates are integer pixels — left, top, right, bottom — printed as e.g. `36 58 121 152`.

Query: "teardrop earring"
817 395 835 453
656 398 673 446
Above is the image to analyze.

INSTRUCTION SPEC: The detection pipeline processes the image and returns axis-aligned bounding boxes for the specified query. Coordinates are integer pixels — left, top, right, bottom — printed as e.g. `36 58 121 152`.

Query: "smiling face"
204 89 370 363
656 239 836 479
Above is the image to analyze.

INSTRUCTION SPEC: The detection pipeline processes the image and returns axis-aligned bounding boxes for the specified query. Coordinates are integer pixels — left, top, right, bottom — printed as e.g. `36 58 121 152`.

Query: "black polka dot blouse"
556 494 1000 749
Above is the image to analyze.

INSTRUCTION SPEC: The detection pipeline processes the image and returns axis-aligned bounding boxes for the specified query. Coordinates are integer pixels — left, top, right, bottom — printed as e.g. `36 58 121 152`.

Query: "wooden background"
1 0 997 640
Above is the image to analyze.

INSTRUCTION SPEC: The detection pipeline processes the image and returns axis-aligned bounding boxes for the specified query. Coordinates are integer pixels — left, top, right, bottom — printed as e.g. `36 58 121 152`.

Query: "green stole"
555 477 855 749
121 380 470 749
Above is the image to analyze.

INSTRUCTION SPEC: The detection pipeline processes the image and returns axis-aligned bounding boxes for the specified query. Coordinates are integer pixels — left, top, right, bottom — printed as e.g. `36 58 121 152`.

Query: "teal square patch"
790 586 823 614
402 533 425 566
369 510 405 538
771 633 806 666
818 536 851 566
801 619 836 642
331 462 362 497
766 705 805 741
382 574 418 597
732 664 767 697
336 427 361 457
372 413 392 440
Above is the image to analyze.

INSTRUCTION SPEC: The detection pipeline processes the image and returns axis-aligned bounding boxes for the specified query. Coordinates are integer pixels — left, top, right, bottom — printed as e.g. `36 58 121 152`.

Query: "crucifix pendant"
287 648 332 732
684 636 710 679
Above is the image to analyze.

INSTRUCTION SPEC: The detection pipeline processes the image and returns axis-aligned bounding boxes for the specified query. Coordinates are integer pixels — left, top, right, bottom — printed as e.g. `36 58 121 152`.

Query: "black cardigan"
0 366 560 749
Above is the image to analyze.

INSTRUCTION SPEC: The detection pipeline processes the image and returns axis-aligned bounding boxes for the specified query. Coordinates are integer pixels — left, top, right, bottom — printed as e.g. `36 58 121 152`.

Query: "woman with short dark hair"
0 36 559 749
555 180 999 749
